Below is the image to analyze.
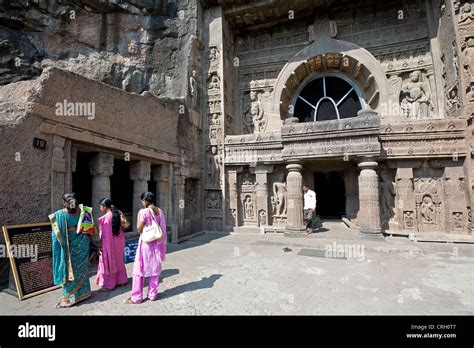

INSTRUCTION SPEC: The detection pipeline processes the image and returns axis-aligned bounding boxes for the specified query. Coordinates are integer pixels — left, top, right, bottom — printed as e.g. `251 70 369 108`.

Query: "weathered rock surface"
0 0 196 97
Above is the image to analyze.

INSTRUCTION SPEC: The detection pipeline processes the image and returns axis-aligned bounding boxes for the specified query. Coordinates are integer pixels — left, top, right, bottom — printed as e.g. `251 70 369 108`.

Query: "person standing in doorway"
303 185 317 235
124 192 167 304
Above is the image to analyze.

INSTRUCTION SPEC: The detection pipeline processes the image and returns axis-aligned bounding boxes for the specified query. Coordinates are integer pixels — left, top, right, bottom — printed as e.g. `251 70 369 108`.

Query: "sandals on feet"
123 297 140 304
54 300 73 308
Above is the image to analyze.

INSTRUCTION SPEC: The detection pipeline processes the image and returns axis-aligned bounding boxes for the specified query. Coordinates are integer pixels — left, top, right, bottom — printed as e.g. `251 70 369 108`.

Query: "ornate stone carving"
206 145 221 187
89 153 114 177
130 160 151 182
272 181 287 217
399 70 433 120
414 177 442 232
420 194 436 224
189 70 196 96
446 84 461 111
206 190 221 211
453 211 464 229
242 90 267 134
185 179 198 216
459 2 474 24
462 38 474 81
259 209 267 226
358 160 381 234
209 46 220 61
243 195 255 220
452 41 460 81
208 73 220 90
229 208 237 226
404 211 415 229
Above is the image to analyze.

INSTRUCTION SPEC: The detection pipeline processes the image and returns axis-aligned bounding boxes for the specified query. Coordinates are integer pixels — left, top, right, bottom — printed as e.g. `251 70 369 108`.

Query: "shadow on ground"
159 274 222 300
80 268 181 305
166 232 231 255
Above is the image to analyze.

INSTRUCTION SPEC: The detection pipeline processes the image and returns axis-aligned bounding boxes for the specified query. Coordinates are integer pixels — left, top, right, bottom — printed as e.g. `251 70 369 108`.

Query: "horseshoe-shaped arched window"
293 75 364 122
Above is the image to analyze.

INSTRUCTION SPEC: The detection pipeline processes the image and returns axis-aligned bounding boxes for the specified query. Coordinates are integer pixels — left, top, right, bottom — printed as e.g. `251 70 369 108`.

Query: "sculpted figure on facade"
208 74 220 90
206 191 220 210
242 171 255 185
420 194 435 223
400 70 433 119
185 181 198 215
244 196 254 219
259 210 267 226
210 113 220 126
404 211 415 229
229 209 237 225
243 90 266 134
209 46 219 61
453 212 464 228
272 181 287 217
446 86 461 110
189 70 196 96
207 145 221 186
468 84 474 102
459 3 474 24
462 38 474 81
271 196 278 216
453 41 460 80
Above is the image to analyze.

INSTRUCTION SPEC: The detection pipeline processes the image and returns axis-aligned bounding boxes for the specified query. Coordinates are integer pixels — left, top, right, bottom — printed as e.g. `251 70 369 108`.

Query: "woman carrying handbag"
124 192 167 304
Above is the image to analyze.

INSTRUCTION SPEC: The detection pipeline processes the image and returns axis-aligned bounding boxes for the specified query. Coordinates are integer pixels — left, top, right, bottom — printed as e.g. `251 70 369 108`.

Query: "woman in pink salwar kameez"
96 198 128 291
124 192 166 304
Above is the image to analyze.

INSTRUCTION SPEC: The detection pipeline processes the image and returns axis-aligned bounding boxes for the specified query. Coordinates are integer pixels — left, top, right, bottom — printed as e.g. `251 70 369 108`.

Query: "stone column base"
359 227 382 234
284 226 307 237
358 231 385 241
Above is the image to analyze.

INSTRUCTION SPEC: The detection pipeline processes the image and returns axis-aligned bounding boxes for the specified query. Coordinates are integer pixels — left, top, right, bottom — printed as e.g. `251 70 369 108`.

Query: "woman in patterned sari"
49 193 92 308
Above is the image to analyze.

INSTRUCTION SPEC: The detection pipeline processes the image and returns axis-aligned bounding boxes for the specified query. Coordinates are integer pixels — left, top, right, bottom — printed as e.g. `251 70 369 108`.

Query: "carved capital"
152 164 168 182
130 160 151 182
89 153 114 177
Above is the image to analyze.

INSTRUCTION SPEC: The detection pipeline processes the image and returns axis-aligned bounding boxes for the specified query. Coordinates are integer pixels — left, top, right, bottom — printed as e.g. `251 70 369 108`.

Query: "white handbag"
141 208 163 243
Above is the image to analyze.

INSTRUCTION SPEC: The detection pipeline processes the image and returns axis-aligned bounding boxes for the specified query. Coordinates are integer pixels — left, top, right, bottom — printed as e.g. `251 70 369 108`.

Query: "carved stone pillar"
227 168 239 228
152 164 169 217
254 164 273 227
130 161 151 231
344 165 359 221
394 167 415 231
89 153 114 214
285 162 305 234
51 135 67 211
358 159 381 234
173 165 185 243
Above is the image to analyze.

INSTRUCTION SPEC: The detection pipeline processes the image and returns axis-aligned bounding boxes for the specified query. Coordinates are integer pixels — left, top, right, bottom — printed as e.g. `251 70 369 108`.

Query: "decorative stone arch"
271 34 388 124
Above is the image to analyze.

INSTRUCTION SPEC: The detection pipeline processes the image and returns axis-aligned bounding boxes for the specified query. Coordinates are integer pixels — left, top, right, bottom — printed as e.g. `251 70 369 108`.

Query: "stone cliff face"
0 0 198 97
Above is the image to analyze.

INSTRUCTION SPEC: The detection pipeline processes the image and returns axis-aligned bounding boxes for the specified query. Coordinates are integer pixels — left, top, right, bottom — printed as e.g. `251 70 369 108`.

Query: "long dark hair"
99 198 121 236
140 192 155 208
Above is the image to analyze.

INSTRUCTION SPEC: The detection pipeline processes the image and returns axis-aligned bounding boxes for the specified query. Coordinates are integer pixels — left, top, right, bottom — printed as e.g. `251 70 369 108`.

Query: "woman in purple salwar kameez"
124 192 166 304
96 198 128 291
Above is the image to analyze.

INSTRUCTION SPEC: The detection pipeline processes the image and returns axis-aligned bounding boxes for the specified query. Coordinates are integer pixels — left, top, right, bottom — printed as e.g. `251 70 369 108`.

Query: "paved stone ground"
0 221 473 315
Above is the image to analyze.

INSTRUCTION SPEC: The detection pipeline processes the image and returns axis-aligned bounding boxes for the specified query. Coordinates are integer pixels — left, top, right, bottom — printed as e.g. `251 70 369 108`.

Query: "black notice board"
2 223 60 300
